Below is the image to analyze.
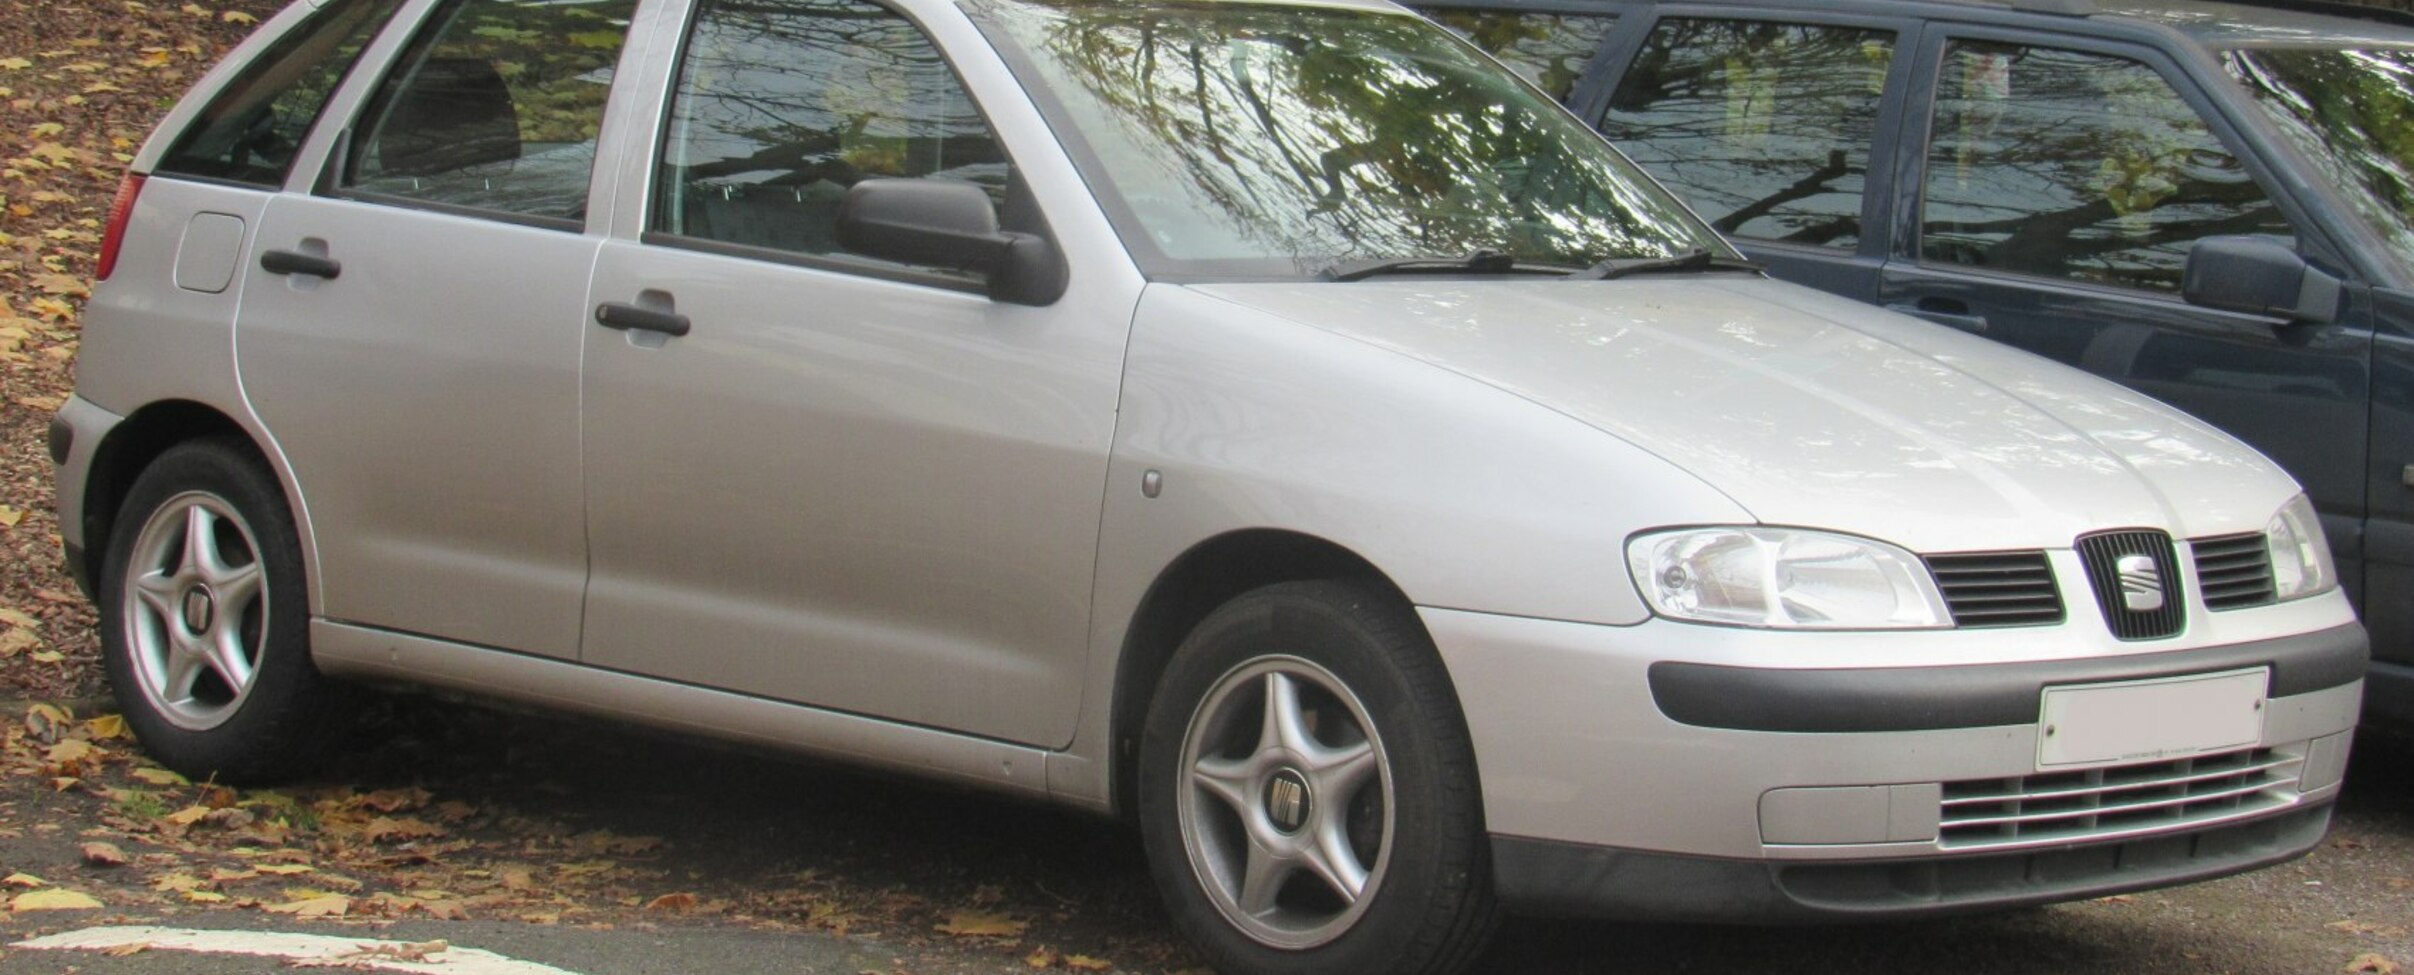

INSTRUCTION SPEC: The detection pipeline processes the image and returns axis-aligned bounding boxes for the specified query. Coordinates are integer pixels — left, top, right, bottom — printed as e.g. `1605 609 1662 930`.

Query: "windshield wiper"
1570 248 1763 281
1317 248 1576 282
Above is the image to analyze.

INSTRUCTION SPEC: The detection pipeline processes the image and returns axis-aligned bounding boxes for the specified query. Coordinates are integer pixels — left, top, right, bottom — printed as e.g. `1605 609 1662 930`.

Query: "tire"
1138 580 1498 975
97 438 346 783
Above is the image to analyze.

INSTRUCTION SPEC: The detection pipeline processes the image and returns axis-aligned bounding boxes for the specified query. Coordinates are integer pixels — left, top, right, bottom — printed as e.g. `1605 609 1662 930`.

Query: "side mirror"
2182 236 2344 325
836 178 1066 306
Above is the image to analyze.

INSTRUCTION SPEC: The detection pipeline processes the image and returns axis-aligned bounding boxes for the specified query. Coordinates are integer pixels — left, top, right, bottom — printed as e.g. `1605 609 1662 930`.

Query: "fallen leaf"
221 10 255 22
2349 954 2402 975
183 890 228 903
1065 956 1112 972
0 608 42 629
645 892 698 913
0 58 29 71
10 889 101 912
164 805 213 827
129 767 188 787
1025 947 1058 968
28 651 63 664
0 629 36 657
0 506 21 528
84 714 129 740
3 873 45 888
359 816 444 843
255 863 314 876
79 842 129 866
263 893 350 917
937 910 1027 937
104 942 149 957
151 873 205 892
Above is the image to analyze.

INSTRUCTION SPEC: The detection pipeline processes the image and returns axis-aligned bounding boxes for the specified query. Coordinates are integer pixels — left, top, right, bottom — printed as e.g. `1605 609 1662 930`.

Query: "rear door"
1877 26 2371 571
1582 7 1916 301
233 0 644 659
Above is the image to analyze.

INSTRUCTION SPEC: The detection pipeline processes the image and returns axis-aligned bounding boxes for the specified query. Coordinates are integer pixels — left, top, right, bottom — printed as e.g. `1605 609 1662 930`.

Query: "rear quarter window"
155 0 409 187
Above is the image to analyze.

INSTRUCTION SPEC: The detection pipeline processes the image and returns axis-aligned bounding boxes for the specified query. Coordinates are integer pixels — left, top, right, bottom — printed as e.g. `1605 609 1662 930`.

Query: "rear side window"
1920 41 2292 292
651 0 1006 262
1421 9 1615 102
155 0 407 187
342 0 638 222
1600 18 1895 249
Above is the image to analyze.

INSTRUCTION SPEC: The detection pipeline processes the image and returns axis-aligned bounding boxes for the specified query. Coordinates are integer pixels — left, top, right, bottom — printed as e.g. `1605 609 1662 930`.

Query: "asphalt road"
2 700 2407 975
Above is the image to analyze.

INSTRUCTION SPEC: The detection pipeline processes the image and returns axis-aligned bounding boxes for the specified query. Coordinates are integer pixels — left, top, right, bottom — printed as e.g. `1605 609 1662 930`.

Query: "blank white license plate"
2037 668 2268 769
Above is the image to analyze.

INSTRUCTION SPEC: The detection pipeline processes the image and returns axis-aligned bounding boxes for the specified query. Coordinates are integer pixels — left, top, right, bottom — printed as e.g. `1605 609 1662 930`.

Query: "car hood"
1184 276 2293 553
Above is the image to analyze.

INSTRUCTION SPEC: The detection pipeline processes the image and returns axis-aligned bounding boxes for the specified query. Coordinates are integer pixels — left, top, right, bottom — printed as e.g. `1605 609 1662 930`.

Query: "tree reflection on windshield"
2229 46 2414 274
974 0 1721 278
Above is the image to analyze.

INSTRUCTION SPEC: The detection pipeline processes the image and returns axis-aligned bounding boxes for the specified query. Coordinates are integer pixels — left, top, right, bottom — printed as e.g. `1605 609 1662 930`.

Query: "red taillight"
95 172 145 283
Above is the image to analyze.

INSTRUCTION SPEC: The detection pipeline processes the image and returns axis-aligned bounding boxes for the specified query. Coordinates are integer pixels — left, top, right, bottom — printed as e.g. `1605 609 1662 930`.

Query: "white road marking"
11 925 588 974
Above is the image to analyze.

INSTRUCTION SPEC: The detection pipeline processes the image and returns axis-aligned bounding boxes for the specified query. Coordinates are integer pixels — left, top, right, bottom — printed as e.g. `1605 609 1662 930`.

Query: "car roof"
1423 0 2414 47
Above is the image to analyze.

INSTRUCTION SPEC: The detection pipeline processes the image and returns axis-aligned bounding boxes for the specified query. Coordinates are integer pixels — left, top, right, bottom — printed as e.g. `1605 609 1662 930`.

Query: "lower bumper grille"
1939 748 2301 851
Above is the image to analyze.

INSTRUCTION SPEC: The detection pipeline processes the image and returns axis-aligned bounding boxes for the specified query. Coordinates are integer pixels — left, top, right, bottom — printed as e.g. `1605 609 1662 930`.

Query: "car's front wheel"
1138 580 1497 975
98 438 345 783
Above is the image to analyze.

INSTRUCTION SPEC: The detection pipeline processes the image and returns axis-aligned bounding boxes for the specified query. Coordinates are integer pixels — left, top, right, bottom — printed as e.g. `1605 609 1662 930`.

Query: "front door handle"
594 301 692 337
260 248 341 280
1885 299 1989 335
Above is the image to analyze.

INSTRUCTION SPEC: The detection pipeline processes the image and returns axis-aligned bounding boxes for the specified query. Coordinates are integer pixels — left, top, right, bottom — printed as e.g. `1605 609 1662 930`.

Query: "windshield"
967 0 1730 279
2226 46 2414 275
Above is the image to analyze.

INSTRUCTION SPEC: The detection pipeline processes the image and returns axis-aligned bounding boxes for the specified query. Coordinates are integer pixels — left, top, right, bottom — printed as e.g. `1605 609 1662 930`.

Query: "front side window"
2227 45 2414 277
971 0 1724 279
342 0 637 221
1921 41 2290 293
156 0 408 187
1601 18 1895 249
1420 9 1615 102
653 0 1006 261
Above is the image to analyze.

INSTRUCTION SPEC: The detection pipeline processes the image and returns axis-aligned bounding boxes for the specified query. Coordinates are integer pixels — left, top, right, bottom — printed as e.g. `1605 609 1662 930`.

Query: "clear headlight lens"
1627 527 1952 629
2267 494 2337 601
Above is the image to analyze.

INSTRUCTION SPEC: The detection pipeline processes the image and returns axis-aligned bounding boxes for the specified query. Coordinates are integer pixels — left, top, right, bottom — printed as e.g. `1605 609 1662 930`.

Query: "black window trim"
1896 21 2345 297
1590 6 1922 261
153 0 414 190
636 0 1051 293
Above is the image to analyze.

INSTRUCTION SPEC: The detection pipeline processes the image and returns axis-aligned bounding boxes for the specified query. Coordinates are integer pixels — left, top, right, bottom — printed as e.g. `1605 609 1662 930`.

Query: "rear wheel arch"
84 401 278 582
1109 529 1435 819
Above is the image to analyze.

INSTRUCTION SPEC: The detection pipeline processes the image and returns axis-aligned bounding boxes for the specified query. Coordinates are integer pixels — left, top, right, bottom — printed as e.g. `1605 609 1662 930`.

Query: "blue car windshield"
966 0 1731 280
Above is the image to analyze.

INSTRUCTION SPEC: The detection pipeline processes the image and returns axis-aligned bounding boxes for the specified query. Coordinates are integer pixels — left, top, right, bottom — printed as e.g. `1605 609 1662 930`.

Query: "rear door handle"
594 301 691 337
260 249 341 280
1885 300 1989 334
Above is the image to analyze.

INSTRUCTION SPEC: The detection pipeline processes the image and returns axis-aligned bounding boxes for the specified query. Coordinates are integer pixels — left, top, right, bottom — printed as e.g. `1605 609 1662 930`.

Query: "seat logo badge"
1265 770 1312 834
2116 554 2164 613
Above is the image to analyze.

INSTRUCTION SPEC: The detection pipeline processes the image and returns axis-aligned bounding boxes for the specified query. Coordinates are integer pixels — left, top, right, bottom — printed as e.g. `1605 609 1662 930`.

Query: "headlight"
2267 494 2337 601
1627 527 1951 629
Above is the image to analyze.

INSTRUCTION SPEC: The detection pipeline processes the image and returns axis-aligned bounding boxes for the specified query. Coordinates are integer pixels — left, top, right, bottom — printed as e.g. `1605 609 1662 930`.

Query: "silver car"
49 0 2368 971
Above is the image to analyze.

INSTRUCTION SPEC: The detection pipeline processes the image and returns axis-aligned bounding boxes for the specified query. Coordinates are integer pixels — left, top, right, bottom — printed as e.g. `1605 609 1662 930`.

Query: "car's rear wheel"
1138 580 1497 975
99 438 345 783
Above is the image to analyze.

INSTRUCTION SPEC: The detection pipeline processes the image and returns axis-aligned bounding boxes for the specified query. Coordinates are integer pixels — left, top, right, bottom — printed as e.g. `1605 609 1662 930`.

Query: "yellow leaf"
4 873 46 888
0 506 20 528
85 714 128 740
164 805 213 826
937 910 1027 937
2 608 42 629
255 863 313 876
29 122 62 137
180 2 210 13
184 890 228 903
2350 955 2403 975
263 893 349 917
11 888 101 911
29 651 63 664
79 841 130 866
136 50 172 68
0 58 29 71
221 9 256 22
83 82 125 94
151 873 204 892
30 297 74 321
105 942 150 956
0 628 36 657
1064 956 1112 972
1024 947 1059 968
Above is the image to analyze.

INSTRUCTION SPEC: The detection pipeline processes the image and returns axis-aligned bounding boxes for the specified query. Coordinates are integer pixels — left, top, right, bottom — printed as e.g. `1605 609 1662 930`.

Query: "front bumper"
1423 602 2365 921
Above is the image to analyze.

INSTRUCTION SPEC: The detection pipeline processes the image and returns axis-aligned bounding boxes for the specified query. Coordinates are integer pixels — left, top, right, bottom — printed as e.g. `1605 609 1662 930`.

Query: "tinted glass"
344 0 636 220
1602 19 1892 249
1422 9 1615 101
2228 46 2414 275
654 0 1005 260
1922 41 2290 292
974 0 1725 279
156 0 407 187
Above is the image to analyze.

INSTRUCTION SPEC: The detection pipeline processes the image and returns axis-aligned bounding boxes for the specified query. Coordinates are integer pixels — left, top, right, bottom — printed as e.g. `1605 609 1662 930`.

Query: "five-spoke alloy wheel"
99 438 345 783
1139 580 1497 975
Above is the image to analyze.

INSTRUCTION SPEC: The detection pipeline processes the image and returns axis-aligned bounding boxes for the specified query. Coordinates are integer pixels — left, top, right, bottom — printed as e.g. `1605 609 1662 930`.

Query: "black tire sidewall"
97 438 333 783
1137 580 1491 975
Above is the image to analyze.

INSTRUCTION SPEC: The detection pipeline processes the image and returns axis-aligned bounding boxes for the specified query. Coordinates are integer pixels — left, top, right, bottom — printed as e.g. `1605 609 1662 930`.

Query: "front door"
576 0 1125 747
1878 30 2372 560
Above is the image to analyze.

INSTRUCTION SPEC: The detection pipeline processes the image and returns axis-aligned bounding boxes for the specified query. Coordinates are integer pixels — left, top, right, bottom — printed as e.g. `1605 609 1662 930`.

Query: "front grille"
1926 551 2064 628
2193 533 2277 610
1938 748 2301 851
2076 530 2184 640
